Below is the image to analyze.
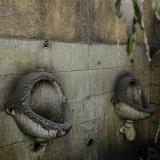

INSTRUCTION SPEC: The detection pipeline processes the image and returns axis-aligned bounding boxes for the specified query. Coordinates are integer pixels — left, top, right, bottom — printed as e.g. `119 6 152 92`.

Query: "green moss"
127 35 135 56
115 0 144 56
132 0 143 29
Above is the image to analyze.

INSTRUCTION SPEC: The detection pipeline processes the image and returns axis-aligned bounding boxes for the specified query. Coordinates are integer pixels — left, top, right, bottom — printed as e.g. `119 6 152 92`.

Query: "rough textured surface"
149 54 160 157
0 0 155 159
0 39 152 160
151 53 160 105
0 0 153 44
150 16 160 55
0 112 24 148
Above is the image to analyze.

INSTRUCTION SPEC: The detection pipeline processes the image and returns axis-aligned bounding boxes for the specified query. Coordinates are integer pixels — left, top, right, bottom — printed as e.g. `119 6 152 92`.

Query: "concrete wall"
0 0 154 43
0 39 152 160
0 0 156 160
150 52 160 144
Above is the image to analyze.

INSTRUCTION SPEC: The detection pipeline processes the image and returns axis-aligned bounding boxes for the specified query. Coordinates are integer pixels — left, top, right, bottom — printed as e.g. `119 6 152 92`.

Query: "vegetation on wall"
115 0 160 61
152 0 160 20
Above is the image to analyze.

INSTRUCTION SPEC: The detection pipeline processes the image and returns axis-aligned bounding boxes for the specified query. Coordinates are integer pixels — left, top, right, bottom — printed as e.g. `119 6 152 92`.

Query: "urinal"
111 72 154 141
5 71 72 143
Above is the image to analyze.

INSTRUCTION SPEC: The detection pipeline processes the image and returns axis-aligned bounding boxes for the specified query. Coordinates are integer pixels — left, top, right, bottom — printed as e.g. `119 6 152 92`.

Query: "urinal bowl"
111 72 154 141
5 71 72 142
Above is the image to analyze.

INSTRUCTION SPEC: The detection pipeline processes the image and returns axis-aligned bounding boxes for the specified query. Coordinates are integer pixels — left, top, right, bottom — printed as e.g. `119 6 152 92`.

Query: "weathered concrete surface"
151 53 160 105
0 0 153 44
0 137 46 160
0 39 152 160
150 53 160 148
0 142 29 160
150 16 160 55
0 0 76 41
0 112 24 148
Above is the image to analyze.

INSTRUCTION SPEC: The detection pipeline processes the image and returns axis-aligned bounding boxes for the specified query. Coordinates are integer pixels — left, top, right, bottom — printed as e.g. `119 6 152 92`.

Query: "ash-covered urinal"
4 71 72 156
111 72 154 141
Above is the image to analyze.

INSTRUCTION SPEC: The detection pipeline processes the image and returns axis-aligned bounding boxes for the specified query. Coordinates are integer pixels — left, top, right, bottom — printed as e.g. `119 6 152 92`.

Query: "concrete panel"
44 123 85 160
0 39 89 75
144 88 151 100
89 68 123 95
68 98 84 125
0 39 150 74
83 94 107 122
89 45 131 70
68 93 108 125
57 71 90 100
50 43 89 71
136 119 150 142
0 76 9 111
151 51 160 67
151 85 160 104
89 45 148 70
134 46 150 67
89 45 149 70
0 142 29 160
0 75 22 112
68 123 86 160
103 93 124 159
0 112 24 148
132 67 151 89
44 118 104 160
82 119 104 160
151 67 160 85
89 67 150 96
0 138 46 160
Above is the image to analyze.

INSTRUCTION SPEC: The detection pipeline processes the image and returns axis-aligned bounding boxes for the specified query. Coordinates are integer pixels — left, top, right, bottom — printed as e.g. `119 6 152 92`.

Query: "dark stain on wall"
150 16 160 57
76 0 96 43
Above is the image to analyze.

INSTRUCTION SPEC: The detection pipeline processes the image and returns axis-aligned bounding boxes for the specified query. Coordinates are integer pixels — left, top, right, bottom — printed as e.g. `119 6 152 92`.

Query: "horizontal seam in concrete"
0 37 146 46
72 117 104 126
0 66 150 77
67 90 113 101
0 140 24 150
67 86 149 101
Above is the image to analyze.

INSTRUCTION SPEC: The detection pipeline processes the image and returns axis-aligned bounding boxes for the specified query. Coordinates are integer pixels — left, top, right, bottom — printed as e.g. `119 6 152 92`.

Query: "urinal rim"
5 71 68 122
112 72 154 114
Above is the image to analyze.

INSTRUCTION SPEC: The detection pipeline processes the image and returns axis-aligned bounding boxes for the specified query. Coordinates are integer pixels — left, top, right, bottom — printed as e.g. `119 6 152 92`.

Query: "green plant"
115 0 160 61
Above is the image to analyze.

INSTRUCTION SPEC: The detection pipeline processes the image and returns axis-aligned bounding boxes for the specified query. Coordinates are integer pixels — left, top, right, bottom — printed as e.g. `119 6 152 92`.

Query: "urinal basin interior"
30 80 67 123
112 72 154 121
